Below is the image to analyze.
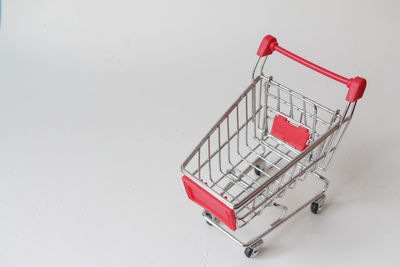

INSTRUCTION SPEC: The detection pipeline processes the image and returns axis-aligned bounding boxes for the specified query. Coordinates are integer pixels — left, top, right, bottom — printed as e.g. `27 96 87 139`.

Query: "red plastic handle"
257 35 366 102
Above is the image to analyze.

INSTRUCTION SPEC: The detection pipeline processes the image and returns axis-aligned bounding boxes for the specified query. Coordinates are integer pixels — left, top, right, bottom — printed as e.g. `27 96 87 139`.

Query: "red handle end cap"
257 35 278 57
346 77 367 102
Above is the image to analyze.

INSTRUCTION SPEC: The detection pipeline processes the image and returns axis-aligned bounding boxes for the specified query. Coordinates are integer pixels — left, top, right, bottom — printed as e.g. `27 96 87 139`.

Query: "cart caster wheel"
203 210 218 226
244 239 263 258
254 165 261 176
311 194 326 214
244 247 256 258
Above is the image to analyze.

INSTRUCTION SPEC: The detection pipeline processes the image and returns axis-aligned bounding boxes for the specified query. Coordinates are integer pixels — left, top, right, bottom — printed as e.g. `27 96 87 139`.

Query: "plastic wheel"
311 195 326 214
254 165 261 176
203 210 218 226
204 211 213 226
244 247 255 258
311 202 319 214
244 239 263 258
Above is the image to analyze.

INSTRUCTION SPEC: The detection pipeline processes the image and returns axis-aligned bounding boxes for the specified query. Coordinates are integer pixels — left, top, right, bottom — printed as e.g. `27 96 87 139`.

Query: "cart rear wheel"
254 165 261 176
311 194 326 214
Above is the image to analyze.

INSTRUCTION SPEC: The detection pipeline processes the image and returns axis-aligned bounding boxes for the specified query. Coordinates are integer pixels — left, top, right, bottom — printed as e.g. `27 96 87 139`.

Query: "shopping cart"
181 35 366 258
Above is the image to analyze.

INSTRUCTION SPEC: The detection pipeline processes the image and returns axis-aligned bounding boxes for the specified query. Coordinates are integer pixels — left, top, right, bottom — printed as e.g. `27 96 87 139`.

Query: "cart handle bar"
257 35 366 102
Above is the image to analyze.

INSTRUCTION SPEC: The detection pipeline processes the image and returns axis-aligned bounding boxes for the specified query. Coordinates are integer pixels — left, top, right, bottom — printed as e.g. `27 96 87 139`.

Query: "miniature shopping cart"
181 35 366 258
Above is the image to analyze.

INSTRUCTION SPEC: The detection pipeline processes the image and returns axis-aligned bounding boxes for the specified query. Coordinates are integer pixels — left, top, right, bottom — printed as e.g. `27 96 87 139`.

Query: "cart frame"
181 35 366 258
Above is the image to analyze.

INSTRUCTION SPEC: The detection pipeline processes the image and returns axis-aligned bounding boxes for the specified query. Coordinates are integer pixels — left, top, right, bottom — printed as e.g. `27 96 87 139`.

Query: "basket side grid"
181 76 342 210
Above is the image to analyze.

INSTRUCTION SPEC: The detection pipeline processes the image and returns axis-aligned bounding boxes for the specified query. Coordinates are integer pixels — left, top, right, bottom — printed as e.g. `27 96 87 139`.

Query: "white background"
0 0 399 266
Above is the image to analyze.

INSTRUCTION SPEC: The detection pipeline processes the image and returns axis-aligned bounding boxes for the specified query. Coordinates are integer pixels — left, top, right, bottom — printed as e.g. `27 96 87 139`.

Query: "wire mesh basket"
181 34 366 258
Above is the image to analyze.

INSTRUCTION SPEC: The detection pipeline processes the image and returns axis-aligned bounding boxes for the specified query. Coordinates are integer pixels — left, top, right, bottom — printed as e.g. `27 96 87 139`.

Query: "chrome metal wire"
181 73 354 227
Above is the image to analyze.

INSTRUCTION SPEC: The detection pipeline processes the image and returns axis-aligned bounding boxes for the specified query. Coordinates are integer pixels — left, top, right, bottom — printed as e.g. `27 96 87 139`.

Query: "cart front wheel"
311 194 326 214
244 239 263 258
203 210 218 226
244 247 256 258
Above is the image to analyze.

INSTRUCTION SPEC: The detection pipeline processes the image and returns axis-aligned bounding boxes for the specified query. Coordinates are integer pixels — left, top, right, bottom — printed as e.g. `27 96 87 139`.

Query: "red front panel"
182 175 237 231
271 115 310 151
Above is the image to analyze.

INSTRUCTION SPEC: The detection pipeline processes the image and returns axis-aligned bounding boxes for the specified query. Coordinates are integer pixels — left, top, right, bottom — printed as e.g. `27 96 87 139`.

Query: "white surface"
0 0 399 266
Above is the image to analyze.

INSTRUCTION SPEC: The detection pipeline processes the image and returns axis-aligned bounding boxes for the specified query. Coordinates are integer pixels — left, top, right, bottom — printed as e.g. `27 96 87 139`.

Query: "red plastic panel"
182 175 237 231
271 115 310 151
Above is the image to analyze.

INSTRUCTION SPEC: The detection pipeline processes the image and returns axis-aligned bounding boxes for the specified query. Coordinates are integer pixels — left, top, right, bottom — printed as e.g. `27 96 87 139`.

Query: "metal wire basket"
181 34 366 258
